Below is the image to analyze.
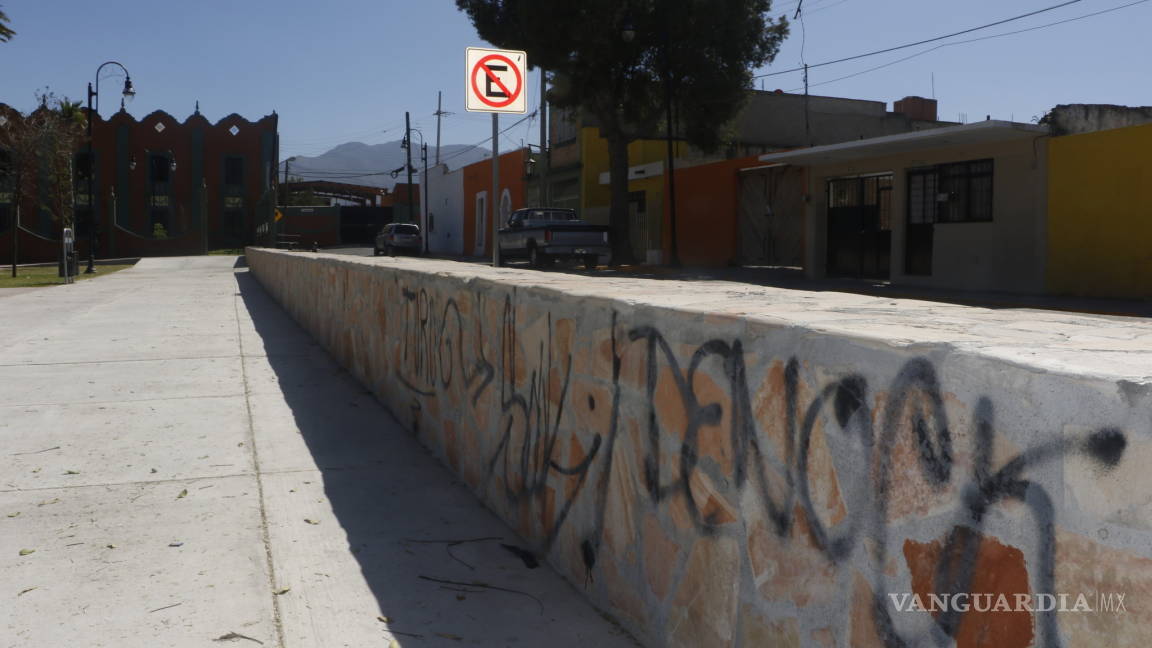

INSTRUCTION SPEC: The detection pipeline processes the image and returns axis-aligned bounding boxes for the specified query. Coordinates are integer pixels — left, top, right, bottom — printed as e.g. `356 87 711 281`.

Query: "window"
74 152 93 207
906 159 993 224
146 153 175 236
149 153 172 208
224 157 244 187
553 108 578 145
150 154 171 184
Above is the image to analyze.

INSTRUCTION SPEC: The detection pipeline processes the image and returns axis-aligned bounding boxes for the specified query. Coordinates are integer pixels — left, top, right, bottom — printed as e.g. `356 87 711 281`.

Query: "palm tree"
0 6 15 43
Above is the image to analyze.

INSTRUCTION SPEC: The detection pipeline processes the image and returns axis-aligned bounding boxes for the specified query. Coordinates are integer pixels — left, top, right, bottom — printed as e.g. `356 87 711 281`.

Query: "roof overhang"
757 120 1049 166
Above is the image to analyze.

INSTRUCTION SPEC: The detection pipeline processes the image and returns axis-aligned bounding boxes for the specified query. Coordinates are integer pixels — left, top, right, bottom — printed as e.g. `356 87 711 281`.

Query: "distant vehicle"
497 208 609 269
374 223 423 256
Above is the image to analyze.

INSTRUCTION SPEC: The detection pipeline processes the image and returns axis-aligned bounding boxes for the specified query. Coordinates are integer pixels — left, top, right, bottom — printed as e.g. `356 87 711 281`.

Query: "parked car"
374 223 423 256
497 208 610 268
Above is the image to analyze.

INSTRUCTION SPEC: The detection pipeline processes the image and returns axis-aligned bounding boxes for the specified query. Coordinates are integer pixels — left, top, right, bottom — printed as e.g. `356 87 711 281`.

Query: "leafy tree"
455 0 788 264
0 5 14 43
0 91 87 275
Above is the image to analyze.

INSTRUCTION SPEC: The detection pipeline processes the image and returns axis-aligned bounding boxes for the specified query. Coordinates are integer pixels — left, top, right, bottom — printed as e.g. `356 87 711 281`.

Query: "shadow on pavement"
231 269 636 647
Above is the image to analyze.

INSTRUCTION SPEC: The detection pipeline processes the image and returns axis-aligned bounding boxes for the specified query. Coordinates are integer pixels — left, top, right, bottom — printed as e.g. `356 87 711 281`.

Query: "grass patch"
207 248 245 255
0 264 135 289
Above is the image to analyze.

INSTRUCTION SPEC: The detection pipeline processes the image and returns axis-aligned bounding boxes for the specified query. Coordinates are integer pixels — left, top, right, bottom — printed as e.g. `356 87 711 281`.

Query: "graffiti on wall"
386 276 1128 647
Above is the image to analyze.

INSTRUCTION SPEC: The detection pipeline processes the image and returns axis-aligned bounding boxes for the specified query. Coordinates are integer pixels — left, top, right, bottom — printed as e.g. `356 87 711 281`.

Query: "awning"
757 120 1049 166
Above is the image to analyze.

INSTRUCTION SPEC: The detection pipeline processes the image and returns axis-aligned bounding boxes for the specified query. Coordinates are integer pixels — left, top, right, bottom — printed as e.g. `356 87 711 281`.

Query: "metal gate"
825 174 892 279
737 165 805 267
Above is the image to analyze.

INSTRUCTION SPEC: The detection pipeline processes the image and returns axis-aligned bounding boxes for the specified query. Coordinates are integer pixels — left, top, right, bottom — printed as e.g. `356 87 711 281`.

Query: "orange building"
460 148 528 257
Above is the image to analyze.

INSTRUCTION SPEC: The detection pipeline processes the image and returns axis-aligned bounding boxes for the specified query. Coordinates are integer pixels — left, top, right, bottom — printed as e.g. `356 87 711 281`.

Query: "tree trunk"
606 130 634 266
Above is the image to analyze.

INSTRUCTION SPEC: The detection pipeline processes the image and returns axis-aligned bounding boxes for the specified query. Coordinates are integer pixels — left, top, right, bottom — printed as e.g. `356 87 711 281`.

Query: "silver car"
374 223 423 256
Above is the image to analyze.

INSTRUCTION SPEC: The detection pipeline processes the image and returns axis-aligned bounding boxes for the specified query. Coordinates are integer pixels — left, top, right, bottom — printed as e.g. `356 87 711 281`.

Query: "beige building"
758 120 1050 293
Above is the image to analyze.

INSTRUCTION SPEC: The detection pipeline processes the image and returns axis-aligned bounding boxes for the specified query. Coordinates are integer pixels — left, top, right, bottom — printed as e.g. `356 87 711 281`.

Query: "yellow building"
1047 122 1152 299
575 127 687 264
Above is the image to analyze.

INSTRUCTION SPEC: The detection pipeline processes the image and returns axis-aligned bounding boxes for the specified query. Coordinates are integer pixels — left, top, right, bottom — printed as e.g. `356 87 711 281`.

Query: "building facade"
537 91 954 267
1047 120 1152 299
459 148 528 258
758 120 1051 292
0 103 278 264
423 163 465 255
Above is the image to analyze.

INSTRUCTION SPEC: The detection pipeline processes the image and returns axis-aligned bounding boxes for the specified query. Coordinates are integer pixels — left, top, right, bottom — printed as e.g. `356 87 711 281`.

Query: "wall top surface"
249 249 1152 384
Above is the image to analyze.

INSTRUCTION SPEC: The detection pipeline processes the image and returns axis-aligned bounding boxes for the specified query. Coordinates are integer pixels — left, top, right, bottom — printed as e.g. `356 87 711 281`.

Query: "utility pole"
282 157 296 206
803 64 811 147
405 111 414 223
422 142 429 254
434 91 445 166
539 69 548 206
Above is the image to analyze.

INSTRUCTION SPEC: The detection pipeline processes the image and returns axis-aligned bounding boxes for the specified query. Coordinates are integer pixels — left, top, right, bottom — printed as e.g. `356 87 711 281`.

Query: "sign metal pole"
492 113 499 267
465 47 525 269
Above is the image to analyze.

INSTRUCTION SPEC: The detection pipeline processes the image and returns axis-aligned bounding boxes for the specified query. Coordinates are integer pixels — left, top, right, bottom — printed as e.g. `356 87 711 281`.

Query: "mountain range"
286 141 491 190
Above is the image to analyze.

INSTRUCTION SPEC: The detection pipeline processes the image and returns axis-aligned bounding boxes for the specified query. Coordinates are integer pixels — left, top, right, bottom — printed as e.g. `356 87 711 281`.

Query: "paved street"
0 257 636 648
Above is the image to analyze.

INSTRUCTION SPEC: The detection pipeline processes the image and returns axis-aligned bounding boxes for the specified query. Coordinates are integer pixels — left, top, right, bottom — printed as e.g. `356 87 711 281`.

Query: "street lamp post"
400 128 429 252
421 141 429 254
86 61 135 273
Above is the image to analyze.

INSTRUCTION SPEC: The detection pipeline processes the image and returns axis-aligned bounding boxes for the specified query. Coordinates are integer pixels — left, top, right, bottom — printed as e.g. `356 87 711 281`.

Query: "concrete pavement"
0 256 636 647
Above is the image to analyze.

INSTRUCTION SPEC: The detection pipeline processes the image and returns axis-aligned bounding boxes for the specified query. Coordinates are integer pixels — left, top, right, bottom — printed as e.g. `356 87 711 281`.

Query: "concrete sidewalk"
0 256 636 647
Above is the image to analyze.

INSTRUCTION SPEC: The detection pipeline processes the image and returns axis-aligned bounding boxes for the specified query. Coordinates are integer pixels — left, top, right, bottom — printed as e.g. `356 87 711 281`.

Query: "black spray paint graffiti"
390 287 1128 647
396 283 494 404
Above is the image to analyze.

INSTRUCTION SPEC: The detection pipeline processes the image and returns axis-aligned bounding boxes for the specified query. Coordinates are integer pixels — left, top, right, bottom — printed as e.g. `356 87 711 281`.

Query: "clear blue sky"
2 0 1150 165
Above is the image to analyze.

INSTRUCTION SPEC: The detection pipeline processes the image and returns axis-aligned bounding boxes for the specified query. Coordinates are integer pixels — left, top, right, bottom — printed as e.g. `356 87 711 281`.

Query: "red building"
0 103 278 264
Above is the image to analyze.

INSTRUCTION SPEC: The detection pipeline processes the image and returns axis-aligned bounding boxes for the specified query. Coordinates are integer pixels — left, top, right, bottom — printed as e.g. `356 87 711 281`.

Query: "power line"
786 0 1150 92
438 111 538 165
755 0 1085 79
806 0 849 16
280 122 405 146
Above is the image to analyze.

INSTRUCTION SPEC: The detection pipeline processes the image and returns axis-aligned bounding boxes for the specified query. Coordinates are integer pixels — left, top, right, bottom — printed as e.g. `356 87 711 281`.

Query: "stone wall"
1042 104 1152 136
247 248 1152 648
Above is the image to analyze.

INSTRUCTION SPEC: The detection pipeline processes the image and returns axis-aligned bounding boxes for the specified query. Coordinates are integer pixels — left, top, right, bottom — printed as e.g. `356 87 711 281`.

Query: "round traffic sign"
470 54 523 109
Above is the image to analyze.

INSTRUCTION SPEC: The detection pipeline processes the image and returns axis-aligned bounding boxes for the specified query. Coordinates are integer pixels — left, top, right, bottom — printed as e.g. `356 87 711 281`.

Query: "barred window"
906 159 993 224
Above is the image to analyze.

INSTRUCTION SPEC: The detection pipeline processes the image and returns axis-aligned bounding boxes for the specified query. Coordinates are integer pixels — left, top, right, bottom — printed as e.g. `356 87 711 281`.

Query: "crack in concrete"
235 288 289 648
0 393 248 410
0 472 254 495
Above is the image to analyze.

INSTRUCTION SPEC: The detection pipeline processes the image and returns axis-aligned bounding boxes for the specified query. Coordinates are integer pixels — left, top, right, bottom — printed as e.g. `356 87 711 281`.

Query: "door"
738 166 805 267
825 175 892 279
905 168 936 275
474 192 487 256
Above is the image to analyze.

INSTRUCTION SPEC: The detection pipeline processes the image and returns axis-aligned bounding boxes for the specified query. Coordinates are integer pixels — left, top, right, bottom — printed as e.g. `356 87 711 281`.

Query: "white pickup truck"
497 208 610 268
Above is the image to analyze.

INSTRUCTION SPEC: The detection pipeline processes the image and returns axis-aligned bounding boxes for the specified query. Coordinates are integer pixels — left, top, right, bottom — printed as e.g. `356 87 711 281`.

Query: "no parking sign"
465 47 528 114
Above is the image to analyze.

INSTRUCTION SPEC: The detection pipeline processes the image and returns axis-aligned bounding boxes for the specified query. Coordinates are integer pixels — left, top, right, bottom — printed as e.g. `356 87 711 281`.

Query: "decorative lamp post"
86 61 135 273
